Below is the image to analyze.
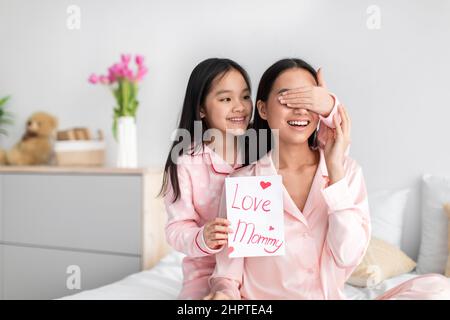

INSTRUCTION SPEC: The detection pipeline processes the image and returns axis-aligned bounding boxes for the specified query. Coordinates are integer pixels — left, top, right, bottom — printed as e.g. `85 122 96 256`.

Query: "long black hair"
159 58 252 202
252 58 319 159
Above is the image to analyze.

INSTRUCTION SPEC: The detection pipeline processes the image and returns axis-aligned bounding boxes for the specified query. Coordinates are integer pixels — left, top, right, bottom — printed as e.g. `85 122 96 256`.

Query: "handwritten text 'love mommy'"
228 179 284 255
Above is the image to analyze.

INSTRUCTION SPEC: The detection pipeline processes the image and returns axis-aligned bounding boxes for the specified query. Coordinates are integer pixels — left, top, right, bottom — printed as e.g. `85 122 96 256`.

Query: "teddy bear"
0 112 58 165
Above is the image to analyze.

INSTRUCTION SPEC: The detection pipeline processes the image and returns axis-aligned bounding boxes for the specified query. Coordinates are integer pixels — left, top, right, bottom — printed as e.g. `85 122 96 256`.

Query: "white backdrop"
1 0 449 259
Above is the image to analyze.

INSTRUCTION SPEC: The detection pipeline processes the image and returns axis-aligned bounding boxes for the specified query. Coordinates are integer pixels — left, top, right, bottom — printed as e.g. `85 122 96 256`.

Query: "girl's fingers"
280 86 313 96
212 233 228 240
286 103 313 108
211 225 232 233
279 96 313 104
279 92 312 100
213 218 230 226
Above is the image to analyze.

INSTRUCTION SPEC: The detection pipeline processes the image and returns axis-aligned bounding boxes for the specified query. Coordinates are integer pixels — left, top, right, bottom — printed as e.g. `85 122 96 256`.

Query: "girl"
205 58 450 300
161 58 342 299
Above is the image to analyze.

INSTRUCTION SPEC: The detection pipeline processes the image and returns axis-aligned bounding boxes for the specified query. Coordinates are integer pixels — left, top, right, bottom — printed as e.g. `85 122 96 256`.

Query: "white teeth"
229 117 245 122
288 120 309 126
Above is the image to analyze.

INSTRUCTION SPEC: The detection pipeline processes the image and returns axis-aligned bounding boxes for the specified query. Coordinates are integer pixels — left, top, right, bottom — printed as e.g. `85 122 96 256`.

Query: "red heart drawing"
269 226 274 231
260 181 271 189
228 246 234 255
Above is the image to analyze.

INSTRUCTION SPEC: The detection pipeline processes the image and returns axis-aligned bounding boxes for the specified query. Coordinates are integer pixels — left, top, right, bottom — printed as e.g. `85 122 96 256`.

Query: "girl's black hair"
252 58 319 160
159 58 251 202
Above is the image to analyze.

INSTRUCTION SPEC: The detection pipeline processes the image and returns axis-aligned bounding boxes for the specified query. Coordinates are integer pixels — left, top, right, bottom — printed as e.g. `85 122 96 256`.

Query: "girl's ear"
256 100 268 120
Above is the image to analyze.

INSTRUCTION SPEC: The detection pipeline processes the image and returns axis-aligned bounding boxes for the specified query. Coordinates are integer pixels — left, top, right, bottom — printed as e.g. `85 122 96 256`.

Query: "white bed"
61 250 419 300
61 175 450 300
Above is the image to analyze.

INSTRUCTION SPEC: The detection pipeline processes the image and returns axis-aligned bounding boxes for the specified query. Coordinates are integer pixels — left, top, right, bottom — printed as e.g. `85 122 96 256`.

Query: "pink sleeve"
208 188 243 300
318 92 341 128
320 161 371 270
164 162 223 257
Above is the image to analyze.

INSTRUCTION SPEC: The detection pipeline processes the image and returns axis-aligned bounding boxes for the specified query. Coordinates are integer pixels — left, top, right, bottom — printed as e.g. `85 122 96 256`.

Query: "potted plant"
89 54 147 168
0 95 13 137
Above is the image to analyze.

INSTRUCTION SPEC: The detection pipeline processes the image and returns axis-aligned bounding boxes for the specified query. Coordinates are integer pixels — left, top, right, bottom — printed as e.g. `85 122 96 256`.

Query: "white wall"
1 0 449 259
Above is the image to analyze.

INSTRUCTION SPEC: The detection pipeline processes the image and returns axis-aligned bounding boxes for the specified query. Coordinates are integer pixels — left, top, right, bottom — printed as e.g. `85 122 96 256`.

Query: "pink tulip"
125 69 134 82
135 55 144 66
88 74 99 84
111 63 122 76
121 54 131 65
99 75 109 84
107 66 118 82
135 66 148 81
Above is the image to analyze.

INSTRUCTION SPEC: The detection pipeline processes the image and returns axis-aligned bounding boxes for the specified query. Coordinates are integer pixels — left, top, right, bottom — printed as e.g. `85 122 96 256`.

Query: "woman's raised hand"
277 68 335 117
323 105 351 184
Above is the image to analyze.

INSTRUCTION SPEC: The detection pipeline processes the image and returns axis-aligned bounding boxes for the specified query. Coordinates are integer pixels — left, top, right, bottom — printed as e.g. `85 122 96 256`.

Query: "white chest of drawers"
0 166 169 299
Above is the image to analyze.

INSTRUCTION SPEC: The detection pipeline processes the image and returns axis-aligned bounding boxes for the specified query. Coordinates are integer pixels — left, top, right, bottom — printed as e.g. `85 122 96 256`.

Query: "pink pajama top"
164 101 341 300
209 149 372 300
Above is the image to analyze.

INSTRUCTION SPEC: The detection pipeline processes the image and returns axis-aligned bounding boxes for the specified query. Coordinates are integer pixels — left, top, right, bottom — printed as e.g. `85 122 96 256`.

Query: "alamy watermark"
366 5 381 30
66 265 81 290
169 121 280 167
66 5 81 30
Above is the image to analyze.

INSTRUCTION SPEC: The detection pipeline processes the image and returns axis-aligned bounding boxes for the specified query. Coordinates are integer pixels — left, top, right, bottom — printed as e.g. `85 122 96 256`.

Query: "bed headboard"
400 183 422 262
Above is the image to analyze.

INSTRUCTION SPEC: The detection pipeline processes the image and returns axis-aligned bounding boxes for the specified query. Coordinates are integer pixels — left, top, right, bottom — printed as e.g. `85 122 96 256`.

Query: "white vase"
116 116 138 168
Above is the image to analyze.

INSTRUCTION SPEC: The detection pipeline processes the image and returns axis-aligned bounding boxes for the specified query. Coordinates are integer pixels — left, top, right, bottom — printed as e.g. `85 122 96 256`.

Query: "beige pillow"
444 203 450 277
347 237 416 288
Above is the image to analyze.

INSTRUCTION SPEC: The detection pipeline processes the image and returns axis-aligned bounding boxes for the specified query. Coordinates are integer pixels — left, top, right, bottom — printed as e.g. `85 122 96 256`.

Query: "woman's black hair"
159 58 251 202
252 58 319 160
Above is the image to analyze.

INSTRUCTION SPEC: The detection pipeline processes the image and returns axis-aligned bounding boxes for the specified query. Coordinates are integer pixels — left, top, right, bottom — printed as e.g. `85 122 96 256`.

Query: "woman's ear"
256 100 268 120
199 106 206 119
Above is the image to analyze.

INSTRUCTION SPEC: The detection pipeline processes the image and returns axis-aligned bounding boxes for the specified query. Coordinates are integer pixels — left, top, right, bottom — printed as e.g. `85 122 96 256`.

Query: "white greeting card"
225 175 285 258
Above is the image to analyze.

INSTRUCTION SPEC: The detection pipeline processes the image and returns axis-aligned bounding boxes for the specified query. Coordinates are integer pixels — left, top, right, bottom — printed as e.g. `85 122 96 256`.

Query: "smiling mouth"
287 120 310 127
227 116 246 123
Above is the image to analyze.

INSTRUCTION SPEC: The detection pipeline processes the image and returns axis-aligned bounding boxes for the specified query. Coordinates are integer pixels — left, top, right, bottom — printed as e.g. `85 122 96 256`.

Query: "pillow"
347 237 416 288
417 175 450 274
444 203 450 277
369 188 410 248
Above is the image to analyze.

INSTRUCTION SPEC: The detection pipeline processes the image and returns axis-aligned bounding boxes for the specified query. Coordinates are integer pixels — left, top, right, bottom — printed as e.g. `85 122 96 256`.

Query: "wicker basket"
54 140 105 166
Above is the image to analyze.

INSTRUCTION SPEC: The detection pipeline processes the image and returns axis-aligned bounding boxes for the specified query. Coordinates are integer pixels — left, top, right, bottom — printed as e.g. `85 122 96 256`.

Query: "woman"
205 58 450 300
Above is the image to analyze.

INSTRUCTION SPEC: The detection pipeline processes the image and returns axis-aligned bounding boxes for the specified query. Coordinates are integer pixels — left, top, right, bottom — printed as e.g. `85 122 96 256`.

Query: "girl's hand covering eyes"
277 68 334 117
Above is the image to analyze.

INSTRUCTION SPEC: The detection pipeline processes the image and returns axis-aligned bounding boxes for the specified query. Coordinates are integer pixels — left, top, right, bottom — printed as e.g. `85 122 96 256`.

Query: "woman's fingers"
203 293 213 300
344 106 351 137
339 105 351 138
334 110 343 138
338 106 347 135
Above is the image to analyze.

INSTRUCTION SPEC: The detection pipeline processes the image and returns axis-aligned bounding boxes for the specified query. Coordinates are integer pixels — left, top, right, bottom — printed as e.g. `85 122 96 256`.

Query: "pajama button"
307 268 315 274
302 232 309 238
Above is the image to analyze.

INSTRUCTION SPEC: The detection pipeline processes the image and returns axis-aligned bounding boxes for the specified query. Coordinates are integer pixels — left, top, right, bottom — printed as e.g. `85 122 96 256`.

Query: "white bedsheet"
61 251 418 300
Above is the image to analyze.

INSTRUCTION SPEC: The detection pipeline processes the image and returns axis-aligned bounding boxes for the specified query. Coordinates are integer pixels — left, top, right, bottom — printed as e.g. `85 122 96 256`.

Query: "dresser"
0 166 170 299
